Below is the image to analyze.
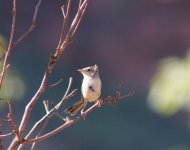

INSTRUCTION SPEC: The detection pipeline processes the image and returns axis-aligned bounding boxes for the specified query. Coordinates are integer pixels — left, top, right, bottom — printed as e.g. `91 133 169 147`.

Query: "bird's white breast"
81 76 101 102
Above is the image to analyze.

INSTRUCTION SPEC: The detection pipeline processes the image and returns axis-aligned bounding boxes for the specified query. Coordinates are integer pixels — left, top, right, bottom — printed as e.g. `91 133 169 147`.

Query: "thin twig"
16 89 77 150
43 100 50 114
61 6 66 20
19 73 48 133
59 0 89 53
79 0 82 8
0 132 13 138
71 0 88 36
9 1 43 145
11 0 42 49
24 90 77 140
30 117 49 150
7 101 23 143
46 78 63 91
0 0 42 88
57 0 72 50
27 119 74 144
0 0 16 88
32 0 42 23
30 100 50 150
54 112 65 121
29 77 73 148
30 98 68 149
26 89 77 139
55 77 73 109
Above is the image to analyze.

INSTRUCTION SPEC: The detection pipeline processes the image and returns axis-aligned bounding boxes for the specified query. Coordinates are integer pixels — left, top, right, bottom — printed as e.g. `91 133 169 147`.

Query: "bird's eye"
87 68 91 72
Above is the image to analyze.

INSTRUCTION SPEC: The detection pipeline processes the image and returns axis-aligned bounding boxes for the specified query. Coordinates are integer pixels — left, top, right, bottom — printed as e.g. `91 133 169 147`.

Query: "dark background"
1 0 190 150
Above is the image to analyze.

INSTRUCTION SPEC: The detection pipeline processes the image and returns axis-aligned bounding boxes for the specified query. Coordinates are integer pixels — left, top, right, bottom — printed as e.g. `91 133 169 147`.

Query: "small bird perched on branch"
65 64 102 116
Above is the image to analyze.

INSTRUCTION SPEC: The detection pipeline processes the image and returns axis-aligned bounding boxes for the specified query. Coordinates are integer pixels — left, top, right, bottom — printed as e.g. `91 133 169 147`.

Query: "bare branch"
57 0 72 50
16 89 77 150
61 5 66 18
30 117 49 150
54 112 65 121
25 89 77 141
70 0 89 37
26 89 133 144
15 0 73 139
7 101 23 143
0 0 42 89
30 100 50 150
14 0 87 142
11 0 42 49
46 78 63 91
55 77 73 109
0 0 17 88
1 0 134 149
20 74 47 132
32 0 42 23
27 119 74 144
43 100 50 114
9 0 92 149
79 0 82 7
0 132 13 138
72 2 88 36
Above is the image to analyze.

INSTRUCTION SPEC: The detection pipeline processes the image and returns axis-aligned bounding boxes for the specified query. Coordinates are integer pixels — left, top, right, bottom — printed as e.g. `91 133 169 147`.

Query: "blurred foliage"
0 34 25 107
0 34 7 59
148 51 190 116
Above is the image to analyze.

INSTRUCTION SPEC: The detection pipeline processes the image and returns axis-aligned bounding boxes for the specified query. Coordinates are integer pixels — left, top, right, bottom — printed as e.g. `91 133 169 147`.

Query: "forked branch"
7 101 23 144
0 0 16 88
26 88 134 145
0 0 42 88
1 1 135 150
9 1 89 148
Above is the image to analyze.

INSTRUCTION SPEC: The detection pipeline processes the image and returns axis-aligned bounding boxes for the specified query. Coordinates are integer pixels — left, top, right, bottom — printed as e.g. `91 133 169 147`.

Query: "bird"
65 64 102 116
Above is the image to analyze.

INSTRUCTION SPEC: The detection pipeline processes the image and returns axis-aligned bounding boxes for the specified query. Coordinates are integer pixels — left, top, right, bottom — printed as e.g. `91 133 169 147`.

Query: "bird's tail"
64 100 84 116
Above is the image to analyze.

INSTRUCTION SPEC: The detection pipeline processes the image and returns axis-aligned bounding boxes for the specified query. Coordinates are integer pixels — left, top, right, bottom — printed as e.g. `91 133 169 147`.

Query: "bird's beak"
77 68 83 73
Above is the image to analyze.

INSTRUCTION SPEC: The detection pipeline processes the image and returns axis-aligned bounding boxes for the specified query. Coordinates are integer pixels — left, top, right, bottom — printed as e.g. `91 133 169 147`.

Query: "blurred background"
1 0 190 149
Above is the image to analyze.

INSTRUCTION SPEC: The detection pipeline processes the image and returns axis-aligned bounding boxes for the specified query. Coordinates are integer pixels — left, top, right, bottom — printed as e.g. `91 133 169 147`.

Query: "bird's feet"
95 100 101 107
81 110 87 120
64 116 72 122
